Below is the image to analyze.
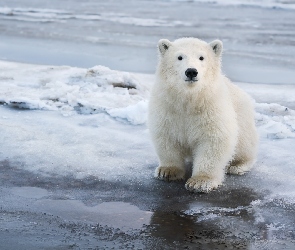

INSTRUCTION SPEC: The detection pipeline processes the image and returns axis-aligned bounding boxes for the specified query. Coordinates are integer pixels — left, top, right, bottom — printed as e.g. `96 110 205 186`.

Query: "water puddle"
11 186 49 199
34 199 152 231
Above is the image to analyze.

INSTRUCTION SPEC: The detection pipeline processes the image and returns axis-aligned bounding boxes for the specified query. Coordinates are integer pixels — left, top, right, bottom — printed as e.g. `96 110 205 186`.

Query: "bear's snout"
185 68 198 81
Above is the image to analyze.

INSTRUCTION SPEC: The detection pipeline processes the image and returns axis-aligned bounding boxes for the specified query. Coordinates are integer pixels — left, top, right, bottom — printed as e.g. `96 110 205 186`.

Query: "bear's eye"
199 56 204 61
178 56 183 61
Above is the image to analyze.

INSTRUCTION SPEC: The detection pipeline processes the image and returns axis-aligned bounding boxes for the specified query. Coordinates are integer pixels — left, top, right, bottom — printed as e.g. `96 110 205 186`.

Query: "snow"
108 100 148 125
256 103 295 139
0 61 157 182
0 62 150 122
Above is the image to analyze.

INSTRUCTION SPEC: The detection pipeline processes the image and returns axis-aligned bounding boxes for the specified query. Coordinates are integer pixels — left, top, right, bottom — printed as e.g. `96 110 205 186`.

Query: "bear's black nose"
185 68 198 80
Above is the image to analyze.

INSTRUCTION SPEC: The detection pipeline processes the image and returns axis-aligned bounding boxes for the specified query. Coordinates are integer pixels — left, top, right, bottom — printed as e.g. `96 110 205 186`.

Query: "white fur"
148 37 258 193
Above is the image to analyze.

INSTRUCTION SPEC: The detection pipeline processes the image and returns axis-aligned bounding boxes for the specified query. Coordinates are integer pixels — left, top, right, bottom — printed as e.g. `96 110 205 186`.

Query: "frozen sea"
0 0 295 249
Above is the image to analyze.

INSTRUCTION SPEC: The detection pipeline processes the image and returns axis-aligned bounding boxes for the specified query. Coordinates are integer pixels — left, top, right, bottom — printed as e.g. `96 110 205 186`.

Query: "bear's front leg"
185 175 222 193
185 140 234 193
154 144 185 181
155 166 185 181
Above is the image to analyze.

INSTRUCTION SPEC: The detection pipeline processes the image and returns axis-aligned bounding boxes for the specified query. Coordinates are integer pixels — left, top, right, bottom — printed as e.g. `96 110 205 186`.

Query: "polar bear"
148 37 258 193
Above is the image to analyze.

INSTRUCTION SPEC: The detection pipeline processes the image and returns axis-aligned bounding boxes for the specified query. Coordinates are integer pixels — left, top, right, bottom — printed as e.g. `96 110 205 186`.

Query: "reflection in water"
2 161 295 249
11 186 49 199
148 187 262 249
34 200 153 232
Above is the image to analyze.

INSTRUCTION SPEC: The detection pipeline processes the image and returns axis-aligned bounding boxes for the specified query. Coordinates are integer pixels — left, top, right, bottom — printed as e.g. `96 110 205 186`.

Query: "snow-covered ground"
1 0 295 249
0 61 154 180
0 60 295 180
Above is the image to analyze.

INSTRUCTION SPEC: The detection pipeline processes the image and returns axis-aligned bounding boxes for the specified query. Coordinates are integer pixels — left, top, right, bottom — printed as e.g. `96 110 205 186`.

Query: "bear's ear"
158 39 172 56
210 40 223 57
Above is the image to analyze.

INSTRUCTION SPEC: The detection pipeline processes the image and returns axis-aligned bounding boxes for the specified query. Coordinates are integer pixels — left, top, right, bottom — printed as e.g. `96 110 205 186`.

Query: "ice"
0 62 150 121
184 205 249 220
107 100 148 125
255 103 295 139
0 7 12 15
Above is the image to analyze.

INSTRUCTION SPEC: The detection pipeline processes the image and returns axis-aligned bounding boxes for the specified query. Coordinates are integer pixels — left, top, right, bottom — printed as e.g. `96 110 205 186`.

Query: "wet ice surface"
1 164 295 249
1 0 295 249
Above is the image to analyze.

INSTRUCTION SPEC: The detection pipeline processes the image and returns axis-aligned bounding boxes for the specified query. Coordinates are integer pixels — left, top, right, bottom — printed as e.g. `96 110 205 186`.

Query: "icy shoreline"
0 60 295 248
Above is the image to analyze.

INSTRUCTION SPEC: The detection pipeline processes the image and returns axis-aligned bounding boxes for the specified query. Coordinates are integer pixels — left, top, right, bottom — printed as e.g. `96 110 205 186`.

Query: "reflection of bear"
148 37 258 193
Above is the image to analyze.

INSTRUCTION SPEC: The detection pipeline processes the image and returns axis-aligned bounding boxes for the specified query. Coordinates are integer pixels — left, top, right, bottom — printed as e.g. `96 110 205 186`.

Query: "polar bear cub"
148 37 258 193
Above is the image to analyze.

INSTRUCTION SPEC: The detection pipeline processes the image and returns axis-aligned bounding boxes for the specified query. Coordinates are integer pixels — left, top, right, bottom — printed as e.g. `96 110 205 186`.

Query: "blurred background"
1 0 295 84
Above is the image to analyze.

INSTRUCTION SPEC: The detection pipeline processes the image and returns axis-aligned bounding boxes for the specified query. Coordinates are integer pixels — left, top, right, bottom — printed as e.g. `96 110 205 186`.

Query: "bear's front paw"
155 166 185 181
185 176 221 193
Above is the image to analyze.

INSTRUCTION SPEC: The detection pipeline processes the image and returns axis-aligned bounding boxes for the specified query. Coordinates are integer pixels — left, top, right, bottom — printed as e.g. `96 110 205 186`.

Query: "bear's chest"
164 107 203 147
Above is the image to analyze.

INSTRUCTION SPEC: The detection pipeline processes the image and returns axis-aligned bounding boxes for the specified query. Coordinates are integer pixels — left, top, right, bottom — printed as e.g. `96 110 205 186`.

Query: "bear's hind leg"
226 158 255 175
227 124 258 175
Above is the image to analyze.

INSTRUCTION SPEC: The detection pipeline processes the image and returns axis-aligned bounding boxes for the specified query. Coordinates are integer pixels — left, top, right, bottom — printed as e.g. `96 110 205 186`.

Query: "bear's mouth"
185 78 198 83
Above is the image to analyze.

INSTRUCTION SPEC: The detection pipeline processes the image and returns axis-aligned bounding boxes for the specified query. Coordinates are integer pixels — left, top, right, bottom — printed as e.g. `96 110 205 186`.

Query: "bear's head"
157 37 223 89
